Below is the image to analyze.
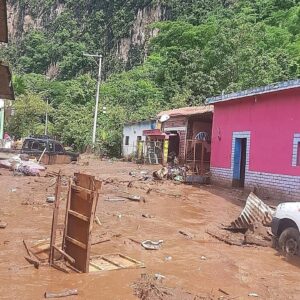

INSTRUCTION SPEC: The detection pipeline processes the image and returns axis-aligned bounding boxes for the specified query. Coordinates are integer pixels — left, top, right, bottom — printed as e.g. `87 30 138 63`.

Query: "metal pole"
92 55 102 146
45 98 49 135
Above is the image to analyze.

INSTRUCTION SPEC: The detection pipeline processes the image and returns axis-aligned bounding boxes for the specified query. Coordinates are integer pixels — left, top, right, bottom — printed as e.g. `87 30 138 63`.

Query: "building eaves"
157 105 213 118
206 79 300 104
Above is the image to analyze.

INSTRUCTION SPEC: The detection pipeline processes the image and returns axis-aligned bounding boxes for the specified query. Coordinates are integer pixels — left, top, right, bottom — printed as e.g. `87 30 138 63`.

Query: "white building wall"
122 120 155 157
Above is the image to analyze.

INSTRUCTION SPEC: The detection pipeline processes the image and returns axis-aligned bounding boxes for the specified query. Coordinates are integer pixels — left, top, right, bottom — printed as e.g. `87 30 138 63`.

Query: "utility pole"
83 53 103 147
45 98 49 136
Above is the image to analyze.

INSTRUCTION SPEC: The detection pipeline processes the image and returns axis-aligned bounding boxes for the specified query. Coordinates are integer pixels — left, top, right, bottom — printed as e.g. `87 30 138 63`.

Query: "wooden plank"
65 236 87 250
53 245 75 264
68 210 89 222
74 173 95 190
49 173 62 265
63 174 102 273
62 178 72 251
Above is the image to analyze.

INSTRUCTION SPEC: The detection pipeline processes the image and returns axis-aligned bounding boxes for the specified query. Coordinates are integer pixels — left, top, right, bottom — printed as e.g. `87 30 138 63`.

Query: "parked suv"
21 135 79 161
271 202 300 256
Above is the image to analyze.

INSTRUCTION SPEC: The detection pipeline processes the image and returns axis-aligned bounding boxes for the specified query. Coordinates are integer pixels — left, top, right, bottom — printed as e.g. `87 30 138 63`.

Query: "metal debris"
142 240 164 250
228 193 274 230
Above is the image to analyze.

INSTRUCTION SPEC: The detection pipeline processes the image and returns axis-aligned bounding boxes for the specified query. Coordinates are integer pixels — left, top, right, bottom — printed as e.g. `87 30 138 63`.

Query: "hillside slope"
2 0 300 155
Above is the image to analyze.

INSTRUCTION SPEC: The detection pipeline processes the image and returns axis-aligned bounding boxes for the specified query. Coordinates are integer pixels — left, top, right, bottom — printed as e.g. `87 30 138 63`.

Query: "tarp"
0 0 8 43
0 62 14 100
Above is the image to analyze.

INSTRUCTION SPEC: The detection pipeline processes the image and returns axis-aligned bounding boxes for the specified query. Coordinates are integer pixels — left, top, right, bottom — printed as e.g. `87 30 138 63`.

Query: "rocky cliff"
6 0 167 68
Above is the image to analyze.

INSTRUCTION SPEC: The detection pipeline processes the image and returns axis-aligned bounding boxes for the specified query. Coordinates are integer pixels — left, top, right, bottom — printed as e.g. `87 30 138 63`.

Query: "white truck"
271 203 300 256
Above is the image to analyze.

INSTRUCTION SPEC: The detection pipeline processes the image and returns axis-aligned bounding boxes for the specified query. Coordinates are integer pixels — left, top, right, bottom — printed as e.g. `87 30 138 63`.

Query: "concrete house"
122 120 156 158
208 80 300 200
142 106 213 171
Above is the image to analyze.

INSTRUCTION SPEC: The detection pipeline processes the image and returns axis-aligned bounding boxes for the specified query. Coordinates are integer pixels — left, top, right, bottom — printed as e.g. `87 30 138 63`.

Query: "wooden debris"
91 239 111 246
23 240 32 257
142 214 154 219
218 288 230 296
95 216 102 226
206 230 243 246
24 255 40 269
178 230 194 239
44 289 78 298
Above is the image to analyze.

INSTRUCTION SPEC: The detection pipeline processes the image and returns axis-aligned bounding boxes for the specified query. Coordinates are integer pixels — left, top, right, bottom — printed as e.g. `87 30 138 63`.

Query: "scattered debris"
206 229 243 246
164 256 172 261
142 240 164 250
153 167 168 180
200 256 207 261
89 254 144 272
46 196 55 203
153 166 187 182
24 255 40 269
218 288 229 296
0 221 7 229
179 230 194 239
10 188 17 193
129 238 141 244
126 195 145 202
91 239 111 246
44 289 78 298
142 214 154 219
154 273 166 281
105 196 126 202
95 216 102 226
248 293 259 297
133 273 210 300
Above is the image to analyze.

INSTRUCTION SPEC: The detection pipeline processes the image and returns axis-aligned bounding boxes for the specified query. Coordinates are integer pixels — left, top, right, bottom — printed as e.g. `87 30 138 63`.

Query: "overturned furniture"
50 173 102 273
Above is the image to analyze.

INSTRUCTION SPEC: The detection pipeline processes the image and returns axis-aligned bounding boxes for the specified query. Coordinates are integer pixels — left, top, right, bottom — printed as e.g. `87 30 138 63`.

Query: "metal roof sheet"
0 0 8 43
0 62 15 100
157 105 213 118
207 79 300 104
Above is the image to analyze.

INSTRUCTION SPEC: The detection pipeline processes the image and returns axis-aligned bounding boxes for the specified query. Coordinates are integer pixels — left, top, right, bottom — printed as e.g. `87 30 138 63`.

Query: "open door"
232 138 247 188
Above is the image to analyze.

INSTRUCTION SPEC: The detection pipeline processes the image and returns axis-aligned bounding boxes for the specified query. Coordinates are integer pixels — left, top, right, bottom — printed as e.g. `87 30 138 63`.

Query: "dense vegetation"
2 0 300 155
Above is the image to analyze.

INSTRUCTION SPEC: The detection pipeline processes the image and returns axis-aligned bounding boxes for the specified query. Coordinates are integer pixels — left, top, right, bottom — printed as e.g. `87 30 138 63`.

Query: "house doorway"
167 132 180 163
232 138 247 187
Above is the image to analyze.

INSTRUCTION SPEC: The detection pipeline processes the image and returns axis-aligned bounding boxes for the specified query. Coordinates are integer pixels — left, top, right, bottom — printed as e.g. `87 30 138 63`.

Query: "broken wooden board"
64 173 102 273
89 254 144 272
25 238 63 263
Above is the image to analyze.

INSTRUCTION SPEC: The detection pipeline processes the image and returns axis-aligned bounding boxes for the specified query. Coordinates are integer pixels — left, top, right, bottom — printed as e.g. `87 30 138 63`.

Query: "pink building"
208 80 300 201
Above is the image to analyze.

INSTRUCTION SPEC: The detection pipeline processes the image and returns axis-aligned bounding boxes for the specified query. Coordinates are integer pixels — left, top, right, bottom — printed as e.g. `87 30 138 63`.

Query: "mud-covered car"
272 202 300 256
21 135 79 162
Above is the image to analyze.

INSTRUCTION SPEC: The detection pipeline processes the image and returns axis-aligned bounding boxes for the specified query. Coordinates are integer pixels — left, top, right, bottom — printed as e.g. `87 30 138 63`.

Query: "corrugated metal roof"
207 79 300 104
0 62 15 100
229 192 274 230
158 105 213 118
0 0 8 43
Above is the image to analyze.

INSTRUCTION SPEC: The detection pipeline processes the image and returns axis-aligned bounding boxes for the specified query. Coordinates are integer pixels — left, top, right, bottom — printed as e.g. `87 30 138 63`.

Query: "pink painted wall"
211 88 300 176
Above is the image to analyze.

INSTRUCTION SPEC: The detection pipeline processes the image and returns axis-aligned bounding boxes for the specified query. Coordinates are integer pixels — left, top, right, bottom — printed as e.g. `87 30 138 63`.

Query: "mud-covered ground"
0 157 300 300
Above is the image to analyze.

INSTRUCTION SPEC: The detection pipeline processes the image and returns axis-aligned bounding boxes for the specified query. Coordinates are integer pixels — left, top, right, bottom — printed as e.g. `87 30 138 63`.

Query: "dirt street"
0 158 300 299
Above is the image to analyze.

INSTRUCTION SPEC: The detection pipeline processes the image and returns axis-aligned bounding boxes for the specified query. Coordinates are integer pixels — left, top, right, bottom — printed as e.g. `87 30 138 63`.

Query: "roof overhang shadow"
0 62 14 100
0 0 8 43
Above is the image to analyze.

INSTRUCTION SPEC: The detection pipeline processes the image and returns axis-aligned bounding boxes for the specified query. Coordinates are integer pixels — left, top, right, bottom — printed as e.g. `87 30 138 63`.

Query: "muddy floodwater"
0 158 300 299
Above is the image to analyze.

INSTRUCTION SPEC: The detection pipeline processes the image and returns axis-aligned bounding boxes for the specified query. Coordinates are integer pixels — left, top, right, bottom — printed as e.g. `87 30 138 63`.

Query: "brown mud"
0 157 300 299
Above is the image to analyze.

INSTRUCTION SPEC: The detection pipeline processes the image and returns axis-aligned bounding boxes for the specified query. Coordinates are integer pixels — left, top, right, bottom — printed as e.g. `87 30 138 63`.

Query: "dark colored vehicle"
21 135 79 161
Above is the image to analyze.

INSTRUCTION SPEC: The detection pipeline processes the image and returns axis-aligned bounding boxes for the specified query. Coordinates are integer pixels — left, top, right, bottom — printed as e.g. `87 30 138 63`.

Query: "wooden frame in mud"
63 173 101 273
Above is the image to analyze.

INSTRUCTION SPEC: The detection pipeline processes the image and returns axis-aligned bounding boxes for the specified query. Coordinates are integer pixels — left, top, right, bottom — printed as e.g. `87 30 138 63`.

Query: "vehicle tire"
278 227 300 256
